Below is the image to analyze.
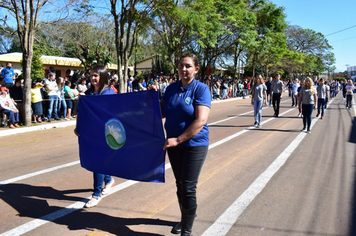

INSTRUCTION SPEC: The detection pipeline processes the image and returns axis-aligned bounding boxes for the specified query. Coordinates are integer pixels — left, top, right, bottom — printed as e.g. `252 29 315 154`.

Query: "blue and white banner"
77 90 166 183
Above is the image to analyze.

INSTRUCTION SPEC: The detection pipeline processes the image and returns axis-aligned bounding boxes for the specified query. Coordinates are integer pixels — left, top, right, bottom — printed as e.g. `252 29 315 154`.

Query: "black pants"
272 93 281 116
168 146 208 210
346 94 353 109
302 104 314 131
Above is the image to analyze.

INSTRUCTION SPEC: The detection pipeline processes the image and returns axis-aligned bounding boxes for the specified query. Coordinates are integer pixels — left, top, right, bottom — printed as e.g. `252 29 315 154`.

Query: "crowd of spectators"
0 61 352 129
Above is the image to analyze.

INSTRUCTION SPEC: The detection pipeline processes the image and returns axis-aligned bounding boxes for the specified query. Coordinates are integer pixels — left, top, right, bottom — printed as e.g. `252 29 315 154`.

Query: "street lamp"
345 64 349 78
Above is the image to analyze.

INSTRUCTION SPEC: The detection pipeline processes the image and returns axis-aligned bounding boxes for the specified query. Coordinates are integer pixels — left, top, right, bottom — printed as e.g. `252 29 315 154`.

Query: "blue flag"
77 90 166 183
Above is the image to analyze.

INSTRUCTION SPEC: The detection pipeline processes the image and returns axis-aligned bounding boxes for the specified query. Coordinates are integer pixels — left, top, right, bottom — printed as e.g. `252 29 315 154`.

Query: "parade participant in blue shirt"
161 53 211 236
75 65 116 208
1 62 15 89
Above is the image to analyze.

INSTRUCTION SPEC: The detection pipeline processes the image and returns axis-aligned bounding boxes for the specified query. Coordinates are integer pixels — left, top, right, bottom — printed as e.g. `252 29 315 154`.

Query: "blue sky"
272 0 356 72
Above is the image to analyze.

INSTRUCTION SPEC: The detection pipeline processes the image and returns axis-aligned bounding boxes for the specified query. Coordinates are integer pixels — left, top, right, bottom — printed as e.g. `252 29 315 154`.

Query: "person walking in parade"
298 77 317 134
271 73 284 117
251 75 267 128
345 79 355 110
161 53 211 236
74 65 116 208
316 78 329 119
265 77 273 106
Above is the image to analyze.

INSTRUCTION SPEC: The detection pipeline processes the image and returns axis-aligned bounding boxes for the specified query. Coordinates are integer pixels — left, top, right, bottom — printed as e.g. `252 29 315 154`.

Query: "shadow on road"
0 183 90 218
56 210 175 236
0 183 174 235
349 115 356 236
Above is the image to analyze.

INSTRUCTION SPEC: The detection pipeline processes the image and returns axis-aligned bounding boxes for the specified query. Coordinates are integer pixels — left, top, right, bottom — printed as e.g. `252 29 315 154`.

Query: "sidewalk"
0 120 76 137
0 96 245 138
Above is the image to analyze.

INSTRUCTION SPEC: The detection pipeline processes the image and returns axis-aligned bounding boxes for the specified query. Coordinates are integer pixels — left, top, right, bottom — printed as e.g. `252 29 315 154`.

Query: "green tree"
245 0 287 78
283 25 335 77
110 0 167 93
0 0 88 126
31 46 45 80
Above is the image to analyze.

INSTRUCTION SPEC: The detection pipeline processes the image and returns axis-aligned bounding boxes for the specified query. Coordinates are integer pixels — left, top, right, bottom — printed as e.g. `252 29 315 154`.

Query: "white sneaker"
64 118 70 121
102 178 115 195
85 196 102 208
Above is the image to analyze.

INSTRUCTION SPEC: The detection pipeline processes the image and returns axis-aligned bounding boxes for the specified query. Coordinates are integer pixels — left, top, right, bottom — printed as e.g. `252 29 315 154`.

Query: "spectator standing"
56 77 69 121
1 62 15 89
71 83 79 118
31 80 44 123
78 79 88 96
64 81 75 120
9 78 24 124
45 73 59 122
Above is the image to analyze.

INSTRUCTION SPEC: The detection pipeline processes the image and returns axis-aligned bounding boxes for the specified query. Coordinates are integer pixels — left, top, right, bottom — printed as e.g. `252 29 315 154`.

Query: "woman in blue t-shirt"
161 53 211 236
75 65 116 208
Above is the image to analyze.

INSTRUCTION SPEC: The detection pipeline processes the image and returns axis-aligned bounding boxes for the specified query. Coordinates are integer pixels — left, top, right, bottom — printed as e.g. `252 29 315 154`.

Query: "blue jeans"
93 173 113 198
57 95 67 118
317 98 325 116
2 109 19 123
254 100 263 125
302 104 314 131
168 146 208 210
47 95 58 119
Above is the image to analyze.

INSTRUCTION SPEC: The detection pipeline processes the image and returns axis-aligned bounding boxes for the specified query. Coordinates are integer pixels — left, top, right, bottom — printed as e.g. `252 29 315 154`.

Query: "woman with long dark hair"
161 53 211 236
75 65 116 208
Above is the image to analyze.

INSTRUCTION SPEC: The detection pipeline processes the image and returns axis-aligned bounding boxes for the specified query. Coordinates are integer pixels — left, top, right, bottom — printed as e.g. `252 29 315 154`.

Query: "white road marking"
0 161 80 186
201 97 337 236
0 99 319 235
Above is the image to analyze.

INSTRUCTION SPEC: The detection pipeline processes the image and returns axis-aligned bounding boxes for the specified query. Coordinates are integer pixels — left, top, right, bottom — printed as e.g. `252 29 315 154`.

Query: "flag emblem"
105 118 126 150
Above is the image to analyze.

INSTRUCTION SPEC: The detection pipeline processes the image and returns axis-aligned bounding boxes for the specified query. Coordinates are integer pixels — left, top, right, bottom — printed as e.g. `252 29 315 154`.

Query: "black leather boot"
171 222 182 234
171 204 182 234
171 195 182 234
180 206 197 236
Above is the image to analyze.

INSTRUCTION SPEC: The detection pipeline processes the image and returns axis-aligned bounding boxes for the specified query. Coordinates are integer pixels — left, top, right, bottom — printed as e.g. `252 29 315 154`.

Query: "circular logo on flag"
105 118 126 150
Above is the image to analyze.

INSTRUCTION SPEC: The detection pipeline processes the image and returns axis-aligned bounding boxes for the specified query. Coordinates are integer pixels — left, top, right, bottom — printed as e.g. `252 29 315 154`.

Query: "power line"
326 24 356 36
330 36 356 43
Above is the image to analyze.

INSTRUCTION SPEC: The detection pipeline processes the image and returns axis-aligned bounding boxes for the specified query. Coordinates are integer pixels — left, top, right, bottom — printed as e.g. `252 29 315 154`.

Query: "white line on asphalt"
201 98 336 236
0 161 80 186
0 120 76 137
0 163 172 236
0 101 290 186
0 101 297 235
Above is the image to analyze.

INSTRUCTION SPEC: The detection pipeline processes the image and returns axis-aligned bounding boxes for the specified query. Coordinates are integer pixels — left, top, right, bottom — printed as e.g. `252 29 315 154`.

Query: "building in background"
0 52 128 78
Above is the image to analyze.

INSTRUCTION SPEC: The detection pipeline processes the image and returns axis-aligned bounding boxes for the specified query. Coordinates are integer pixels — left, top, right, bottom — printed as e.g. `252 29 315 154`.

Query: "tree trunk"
22 54 33 126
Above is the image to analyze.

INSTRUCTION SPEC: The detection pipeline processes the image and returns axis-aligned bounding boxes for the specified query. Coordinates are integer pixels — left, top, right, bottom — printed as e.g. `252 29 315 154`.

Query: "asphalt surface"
0 93 355 236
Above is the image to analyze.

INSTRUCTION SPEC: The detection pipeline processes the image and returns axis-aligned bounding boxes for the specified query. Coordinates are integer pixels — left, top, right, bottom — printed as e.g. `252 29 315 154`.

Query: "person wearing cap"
0 87 20 128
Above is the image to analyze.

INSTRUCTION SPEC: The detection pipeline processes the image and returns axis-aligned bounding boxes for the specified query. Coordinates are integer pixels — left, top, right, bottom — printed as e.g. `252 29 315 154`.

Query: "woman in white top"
345 79 355 110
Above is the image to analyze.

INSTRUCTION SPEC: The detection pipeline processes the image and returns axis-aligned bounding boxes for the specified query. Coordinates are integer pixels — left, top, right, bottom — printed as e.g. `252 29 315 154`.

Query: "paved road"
0 93 355 236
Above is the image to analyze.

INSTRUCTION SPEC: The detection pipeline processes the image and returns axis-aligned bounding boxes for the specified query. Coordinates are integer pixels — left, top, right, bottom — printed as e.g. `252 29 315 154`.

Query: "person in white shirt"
45 73 59 122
